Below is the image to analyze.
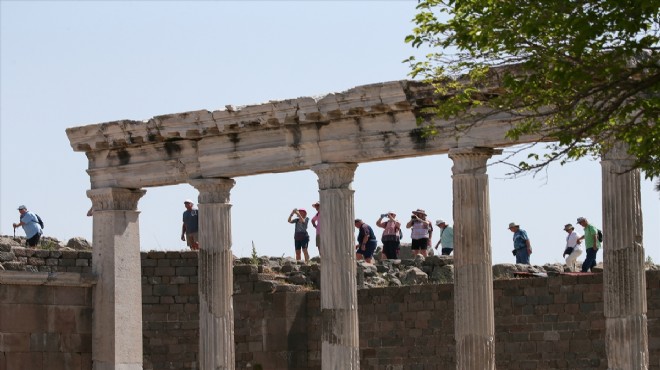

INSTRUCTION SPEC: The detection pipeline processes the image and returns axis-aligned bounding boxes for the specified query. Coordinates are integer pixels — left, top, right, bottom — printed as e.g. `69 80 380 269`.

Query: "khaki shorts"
186 232 199 250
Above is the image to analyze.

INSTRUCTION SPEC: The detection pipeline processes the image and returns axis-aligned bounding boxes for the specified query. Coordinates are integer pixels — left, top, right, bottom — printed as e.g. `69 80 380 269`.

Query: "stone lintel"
0 271 97 287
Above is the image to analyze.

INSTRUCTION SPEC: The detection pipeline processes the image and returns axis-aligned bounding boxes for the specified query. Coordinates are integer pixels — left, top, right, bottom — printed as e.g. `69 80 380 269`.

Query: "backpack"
597 229 602 242
36 214 44 229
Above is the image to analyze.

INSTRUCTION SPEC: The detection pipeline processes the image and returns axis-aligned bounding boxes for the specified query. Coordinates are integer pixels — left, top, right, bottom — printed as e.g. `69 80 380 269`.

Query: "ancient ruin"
60 80 649 369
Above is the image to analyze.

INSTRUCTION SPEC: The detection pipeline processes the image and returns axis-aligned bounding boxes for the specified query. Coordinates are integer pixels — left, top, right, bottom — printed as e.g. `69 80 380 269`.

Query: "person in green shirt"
577 217 601 272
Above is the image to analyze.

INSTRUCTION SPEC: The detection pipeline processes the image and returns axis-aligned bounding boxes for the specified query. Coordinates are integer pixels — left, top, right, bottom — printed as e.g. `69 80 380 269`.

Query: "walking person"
434 219 454 256
406 209 433 257
311 202 321 256
12 205 43 247
577 217 601 272
355 218 378 263
509 222 532 265
562 223 583 272
288 208 310 262
376 211 401 259
181 199 199 250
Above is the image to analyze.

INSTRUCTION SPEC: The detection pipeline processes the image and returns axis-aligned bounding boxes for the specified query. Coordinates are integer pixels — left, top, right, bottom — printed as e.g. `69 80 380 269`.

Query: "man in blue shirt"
12 205 42 247
509 222 532 265
181 199 199 250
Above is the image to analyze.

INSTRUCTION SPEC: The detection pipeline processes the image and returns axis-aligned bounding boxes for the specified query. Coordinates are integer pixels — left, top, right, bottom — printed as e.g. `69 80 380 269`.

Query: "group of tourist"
287 204 454 263
509 217 602 272
11 200 599 274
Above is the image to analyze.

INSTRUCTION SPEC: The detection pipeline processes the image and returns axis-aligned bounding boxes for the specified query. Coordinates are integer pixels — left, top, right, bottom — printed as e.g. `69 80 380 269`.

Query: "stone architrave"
87 187 146 370
601 142 649 369
190 178 236 370
448 147 501 370
312 163 360 370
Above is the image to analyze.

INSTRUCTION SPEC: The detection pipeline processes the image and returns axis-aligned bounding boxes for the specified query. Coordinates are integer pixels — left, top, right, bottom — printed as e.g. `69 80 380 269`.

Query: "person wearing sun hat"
576 217 600 272
181 199 199 250
434 219 454 256
288 207 310 262
562 223 583 272
376 211 401 259
12 205 43 247
508 221 532 264
406 209 433 257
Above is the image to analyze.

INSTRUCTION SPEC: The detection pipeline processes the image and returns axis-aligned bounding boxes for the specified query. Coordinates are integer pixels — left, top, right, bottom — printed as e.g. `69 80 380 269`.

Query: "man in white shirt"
563 223 582 272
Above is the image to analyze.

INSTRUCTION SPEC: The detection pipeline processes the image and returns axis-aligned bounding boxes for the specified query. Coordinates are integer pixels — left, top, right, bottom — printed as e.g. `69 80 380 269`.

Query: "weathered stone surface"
0 251 16 262
401 267 428 285
66 237 92 250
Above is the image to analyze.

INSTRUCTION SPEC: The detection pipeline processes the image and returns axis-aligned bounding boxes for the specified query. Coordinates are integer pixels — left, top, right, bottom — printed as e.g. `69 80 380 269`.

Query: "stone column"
312 163 360 370
87 187 146 370
601 143 648 369
190 178 236 370
448 147 501 370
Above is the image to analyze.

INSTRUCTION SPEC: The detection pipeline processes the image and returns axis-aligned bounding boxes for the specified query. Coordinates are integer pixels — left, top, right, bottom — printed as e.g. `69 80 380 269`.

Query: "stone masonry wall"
1 251 658 370
0 274 93 370
141 252 660 370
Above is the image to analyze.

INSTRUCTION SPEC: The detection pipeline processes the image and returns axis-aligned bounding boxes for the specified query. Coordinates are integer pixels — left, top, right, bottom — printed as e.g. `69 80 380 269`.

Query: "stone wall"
140 252 660 370
1 251 658 369
0 273 93 370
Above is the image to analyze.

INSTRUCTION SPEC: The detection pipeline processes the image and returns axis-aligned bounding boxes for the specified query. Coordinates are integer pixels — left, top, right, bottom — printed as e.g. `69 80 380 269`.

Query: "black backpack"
36 214 44 229
597 229 602 242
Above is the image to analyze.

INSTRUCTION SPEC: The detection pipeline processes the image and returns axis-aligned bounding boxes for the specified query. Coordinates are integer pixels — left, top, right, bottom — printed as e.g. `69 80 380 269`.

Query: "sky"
1 1 658 266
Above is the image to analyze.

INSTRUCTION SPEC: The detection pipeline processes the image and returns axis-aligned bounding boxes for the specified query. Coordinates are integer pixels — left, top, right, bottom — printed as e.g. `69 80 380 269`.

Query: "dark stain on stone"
164 141 182 157
409 128 429 150
381 131 399 154
117 149 130 166
229 133 240 145
147 133 158 142
287 125 302 150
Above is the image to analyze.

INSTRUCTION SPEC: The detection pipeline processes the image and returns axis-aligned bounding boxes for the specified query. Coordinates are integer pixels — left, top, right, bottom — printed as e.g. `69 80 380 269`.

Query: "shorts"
441 248 453 256
295 238 309 250
186 232 199 250
356 240 377 259
382 240 400 259
26 233 41 247
411 238 428 250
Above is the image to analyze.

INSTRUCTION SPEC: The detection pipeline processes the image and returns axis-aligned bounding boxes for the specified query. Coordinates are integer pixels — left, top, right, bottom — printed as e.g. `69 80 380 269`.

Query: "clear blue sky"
1 1 658 265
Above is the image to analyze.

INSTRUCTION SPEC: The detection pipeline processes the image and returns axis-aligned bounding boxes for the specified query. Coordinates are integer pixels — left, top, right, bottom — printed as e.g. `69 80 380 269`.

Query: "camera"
380 213 388 218
411 215 416 219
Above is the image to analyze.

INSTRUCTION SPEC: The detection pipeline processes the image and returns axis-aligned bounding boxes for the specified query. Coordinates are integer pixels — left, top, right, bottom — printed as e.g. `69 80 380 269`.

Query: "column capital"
189 178 235 204
312 163 358 190
87 187 146 211
601 141 635 166
449 147 502 175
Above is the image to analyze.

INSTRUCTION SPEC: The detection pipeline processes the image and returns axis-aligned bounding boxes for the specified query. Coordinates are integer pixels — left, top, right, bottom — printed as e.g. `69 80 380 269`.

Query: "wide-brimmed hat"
388 210 396 216
436 219 445 225
184 199 194 204
17 205 27 210
298 208 307 214
576 217 587 223
312 202 320 207
508 222 519 228
412 209 427 216
564 223 574 231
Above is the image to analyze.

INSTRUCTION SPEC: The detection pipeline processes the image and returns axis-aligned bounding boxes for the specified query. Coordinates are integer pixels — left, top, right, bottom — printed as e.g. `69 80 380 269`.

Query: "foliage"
251 241 259 266
405 0 660 178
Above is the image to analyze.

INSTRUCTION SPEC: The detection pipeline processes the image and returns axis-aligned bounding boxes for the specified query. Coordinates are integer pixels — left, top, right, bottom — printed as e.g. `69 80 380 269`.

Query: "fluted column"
312 163 360 370
601 143 648 369
190 178 236 370
87 187 146 370
449 147 501 370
